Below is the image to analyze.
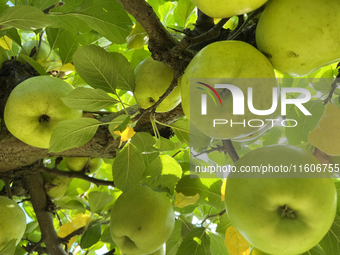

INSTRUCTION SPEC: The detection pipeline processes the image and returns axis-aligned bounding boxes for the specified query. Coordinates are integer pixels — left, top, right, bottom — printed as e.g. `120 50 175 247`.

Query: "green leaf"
0 6 54 30
210 233 229 255
57 199 86 212
0 239 16 255
62 87 118 111
108 115 130 136
176 0 195 26
88 191 113 213
112 143 146 192
261 126 283 146
166 220 183 255
176 227 211 255
64 178 92 197
215 214 232 235
24 221 39 234
101 225 114 243
73 45 119 93
171 119 211 148
285 100 325 145
17 53 46 75
144 155 182 194
319 214 340 255
80 223 102 249
49 118 102 153
300 246 325 255
71 0 132 44
111 52 135 92
130 132 156 152
49 14 91 34
154 137 176 151
57 30 86 64
4 28 21 47
176 175 225 211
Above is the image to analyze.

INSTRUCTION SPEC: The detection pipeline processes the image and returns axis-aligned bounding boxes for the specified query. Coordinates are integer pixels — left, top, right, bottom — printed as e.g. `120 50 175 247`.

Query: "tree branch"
117 0 177 60
222 140 239 163
39 167 114 187
23 170 67 255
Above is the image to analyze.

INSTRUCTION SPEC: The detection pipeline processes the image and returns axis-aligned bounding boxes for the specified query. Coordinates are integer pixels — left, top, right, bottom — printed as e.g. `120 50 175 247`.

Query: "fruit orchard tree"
0 0 340 255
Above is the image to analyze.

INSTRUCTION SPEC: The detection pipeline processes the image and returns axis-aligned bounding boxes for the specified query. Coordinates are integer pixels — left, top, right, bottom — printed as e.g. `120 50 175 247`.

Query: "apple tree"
0 0 340 255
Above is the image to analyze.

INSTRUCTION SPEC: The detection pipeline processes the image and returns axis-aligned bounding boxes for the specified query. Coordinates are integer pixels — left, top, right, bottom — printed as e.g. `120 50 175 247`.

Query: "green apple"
4 76 82 148
0 45 9 69
225 145 337 255
43 158 72 200
0 197 26 251
65 157 103 174
43 174 72 200
181 40 279 139
134 57 181 113
18 40 62 71
110 186 175 255
190 0 268 18
127 22 148 49
145 244 165 255
256 0 340 77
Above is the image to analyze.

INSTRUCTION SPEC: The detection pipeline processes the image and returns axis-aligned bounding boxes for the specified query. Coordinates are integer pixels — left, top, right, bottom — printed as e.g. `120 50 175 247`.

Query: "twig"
201 209 226 226
227 6 264 40
3 178 12 199
39 167 115 187
193 140 239 163
222 140 239 163
193 146 227 158
171 18 229 56
132 69 182 122
42 1 64 14
102 249 116 255
60 227 86 245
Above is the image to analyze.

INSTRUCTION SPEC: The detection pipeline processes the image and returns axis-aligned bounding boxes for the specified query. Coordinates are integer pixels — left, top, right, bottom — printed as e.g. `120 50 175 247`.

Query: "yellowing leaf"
174 192 199 208
58 222 77 248
308 104 340 156
225 226 251 255
55 61 76 72
221 178 227 202
71 214 91 228
114 126 136 141
0 36 12 50
57 214 91 248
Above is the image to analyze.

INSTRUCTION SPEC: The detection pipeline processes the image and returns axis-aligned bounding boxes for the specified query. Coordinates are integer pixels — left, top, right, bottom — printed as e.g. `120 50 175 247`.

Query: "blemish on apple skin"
288 51 299 58
137 226 142 231
148 97 155 104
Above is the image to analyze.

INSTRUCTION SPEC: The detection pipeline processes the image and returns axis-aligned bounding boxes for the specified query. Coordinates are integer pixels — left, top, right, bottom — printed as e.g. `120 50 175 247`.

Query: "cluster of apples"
180 0 338 254
44 157 103 200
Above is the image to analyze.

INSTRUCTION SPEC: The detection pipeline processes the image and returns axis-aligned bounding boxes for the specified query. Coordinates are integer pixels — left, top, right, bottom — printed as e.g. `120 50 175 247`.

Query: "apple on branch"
4 76 83 149
110 185 175 255
65 157 103 174
189 0 268 18
256 0 340 76
180 40 279 140
134 57 181 113
0 197 26 251
225 145 337 255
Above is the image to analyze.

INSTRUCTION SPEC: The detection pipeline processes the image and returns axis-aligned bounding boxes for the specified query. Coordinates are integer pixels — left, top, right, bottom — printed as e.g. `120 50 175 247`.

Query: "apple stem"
39 114 50 123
